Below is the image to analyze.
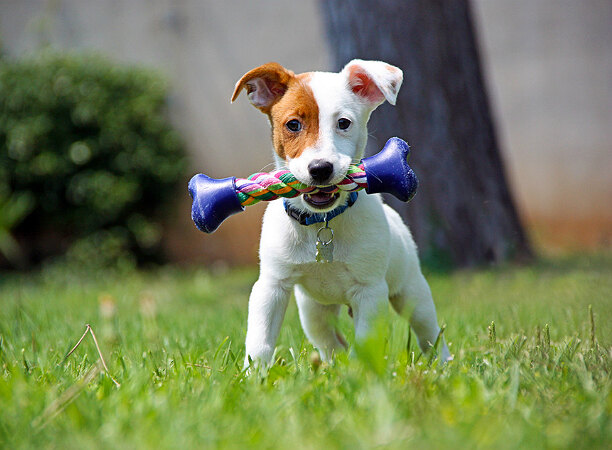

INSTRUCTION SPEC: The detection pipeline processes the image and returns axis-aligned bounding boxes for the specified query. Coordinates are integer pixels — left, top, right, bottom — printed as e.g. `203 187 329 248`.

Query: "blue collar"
283 192 358 226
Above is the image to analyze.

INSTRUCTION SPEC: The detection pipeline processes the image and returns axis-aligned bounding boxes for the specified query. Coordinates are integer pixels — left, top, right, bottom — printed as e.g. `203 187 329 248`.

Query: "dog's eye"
286 119 302 132
337 118 352 130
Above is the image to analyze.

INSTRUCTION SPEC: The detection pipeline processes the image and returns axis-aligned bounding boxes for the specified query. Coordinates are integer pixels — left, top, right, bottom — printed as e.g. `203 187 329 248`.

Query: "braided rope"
235 164 367 206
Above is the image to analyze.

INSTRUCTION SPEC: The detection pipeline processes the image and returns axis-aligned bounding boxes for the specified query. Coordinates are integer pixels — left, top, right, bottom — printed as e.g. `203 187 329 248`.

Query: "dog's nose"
308 159 334 184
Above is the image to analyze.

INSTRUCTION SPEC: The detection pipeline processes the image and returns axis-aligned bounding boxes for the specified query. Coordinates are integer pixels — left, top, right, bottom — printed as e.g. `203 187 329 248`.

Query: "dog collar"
283 192 358 226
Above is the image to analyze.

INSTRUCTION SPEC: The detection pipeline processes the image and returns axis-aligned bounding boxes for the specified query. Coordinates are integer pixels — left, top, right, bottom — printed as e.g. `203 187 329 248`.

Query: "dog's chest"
293 261 357 305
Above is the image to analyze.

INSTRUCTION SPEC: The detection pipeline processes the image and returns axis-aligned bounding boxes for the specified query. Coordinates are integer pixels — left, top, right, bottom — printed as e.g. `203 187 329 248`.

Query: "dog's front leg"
244 276 291 368
349 281 390 342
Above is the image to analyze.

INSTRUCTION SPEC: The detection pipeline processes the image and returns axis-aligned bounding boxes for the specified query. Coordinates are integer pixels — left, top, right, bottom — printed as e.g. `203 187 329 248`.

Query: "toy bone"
189 137 418 233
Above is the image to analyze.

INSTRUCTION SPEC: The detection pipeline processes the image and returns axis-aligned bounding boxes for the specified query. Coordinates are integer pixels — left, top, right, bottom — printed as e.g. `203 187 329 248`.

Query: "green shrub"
0 51 187 268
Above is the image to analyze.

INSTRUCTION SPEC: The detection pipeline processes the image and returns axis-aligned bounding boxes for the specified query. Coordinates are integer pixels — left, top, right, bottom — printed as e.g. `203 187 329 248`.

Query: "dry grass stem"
61 324 120 388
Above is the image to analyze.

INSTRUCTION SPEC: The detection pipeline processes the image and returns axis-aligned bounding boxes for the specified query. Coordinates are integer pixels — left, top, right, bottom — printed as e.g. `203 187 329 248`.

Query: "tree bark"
319 0 531 267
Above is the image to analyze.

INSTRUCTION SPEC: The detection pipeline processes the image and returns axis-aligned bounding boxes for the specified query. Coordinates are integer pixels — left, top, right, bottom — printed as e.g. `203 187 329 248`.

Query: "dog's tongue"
308 192 333 204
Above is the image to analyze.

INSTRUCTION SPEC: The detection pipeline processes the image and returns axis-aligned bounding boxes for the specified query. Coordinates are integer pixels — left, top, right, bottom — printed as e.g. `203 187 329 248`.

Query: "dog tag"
315 225 334 263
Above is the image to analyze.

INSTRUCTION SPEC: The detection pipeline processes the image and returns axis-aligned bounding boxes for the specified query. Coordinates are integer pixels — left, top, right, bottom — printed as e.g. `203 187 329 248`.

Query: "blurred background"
1 0 610 270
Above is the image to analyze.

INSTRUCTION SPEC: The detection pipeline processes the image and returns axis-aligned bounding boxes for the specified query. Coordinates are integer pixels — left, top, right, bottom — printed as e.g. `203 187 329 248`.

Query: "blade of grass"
33 363 102 430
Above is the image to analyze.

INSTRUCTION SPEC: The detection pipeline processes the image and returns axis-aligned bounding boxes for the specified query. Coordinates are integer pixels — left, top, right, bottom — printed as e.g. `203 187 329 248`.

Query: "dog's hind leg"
390 271 451 362
295 285 347 362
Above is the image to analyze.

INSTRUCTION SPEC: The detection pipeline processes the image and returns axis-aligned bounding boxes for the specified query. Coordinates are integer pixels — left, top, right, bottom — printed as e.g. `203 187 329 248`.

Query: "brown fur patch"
232 65 319 160
269 73 319 159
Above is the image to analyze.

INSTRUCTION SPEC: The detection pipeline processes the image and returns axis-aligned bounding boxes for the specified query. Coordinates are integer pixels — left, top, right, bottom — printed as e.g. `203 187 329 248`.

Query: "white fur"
286 71 368 193
243 60 451 367
343 59 403 106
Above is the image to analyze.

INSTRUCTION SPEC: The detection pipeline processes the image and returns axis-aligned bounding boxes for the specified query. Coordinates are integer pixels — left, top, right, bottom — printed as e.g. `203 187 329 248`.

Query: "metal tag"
316 240 334 263
315 225 334 263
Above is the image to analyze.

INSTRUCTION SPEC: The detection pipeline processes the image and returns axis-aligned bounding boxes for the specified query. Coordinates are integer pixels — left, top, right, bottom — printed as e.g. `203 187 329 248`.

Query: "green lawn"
1 253 611 449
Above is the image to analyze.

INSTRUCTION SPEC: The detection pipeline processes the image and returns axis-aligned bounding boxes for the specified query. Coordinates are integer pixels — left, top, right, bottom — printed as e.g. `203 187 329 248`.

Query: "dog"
231 59 451 367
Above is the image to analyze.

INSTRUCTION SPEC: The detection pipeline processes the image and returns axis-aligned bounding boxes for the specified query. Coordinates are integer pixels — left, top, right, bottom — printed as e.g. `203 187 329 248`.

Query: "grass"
1 253 611 449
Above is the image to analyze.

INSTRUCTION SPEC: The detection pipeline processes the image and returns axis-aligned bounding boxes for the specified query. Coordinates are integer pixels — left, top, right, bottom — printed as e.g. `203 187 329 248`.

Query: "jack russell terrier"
231 59 451 367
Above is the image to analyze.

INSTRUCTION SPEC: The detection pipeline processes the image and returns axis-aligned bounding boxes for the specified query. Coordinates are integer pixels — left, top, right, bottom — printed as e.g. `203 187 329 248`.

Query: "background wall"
473 0 612 249
1 0 610 264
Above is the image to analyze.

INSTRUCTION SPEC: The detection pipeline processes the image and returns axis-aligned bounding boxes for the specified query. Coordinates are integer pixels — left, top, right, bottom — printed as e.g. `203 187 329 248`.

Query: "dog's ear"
342 59 403 108
231 63 295 113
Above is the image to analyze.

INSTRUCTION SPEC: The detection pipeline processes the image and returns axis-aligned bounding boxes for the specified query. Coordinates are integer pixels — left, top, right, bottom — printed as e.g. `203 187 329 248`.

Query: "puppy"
231 59 451 366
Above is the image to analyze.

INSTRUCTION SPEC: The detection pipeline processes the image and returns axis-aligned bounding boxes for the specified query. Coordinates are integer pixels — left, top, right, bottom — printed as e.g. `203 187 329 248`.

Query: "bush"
0 51 187 269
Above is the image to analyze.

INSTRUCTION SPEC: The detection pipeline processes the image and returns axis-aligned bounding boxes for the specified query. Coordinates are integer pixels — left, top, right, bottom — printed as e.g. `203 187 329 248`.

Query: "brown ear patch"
231 63 296 114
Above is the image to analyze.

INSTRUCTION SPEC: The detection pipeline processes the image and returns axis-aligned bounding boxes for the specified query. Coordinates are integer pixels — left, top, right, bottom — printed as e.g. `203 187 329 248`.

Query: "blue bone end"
361 137 418 202
188 174 244 233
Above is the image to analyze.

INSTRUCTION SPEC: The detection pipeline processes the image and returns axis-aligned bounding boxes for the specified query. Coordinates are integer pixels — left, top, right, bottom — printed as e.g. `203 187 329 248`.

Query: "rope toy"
235 164 368 206
189 137 417 233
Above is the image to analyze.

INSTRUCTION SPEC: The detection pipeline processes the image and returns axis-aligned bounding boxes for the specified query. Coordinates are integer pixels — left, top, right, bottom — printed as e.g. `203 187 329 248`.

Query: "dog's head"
232 59 403 213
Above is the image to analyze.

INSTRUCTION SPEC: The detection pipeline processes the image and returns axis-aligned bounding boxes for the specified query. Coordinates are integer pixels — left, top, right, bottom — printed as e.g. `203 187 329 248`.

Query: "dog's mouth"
303 192 340 210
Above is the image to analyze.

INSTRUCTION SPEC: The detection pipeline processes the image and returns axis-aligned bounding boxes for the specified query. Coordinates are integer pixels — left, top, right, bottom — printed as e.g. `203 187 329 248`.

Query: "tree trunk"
319 0 531 267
